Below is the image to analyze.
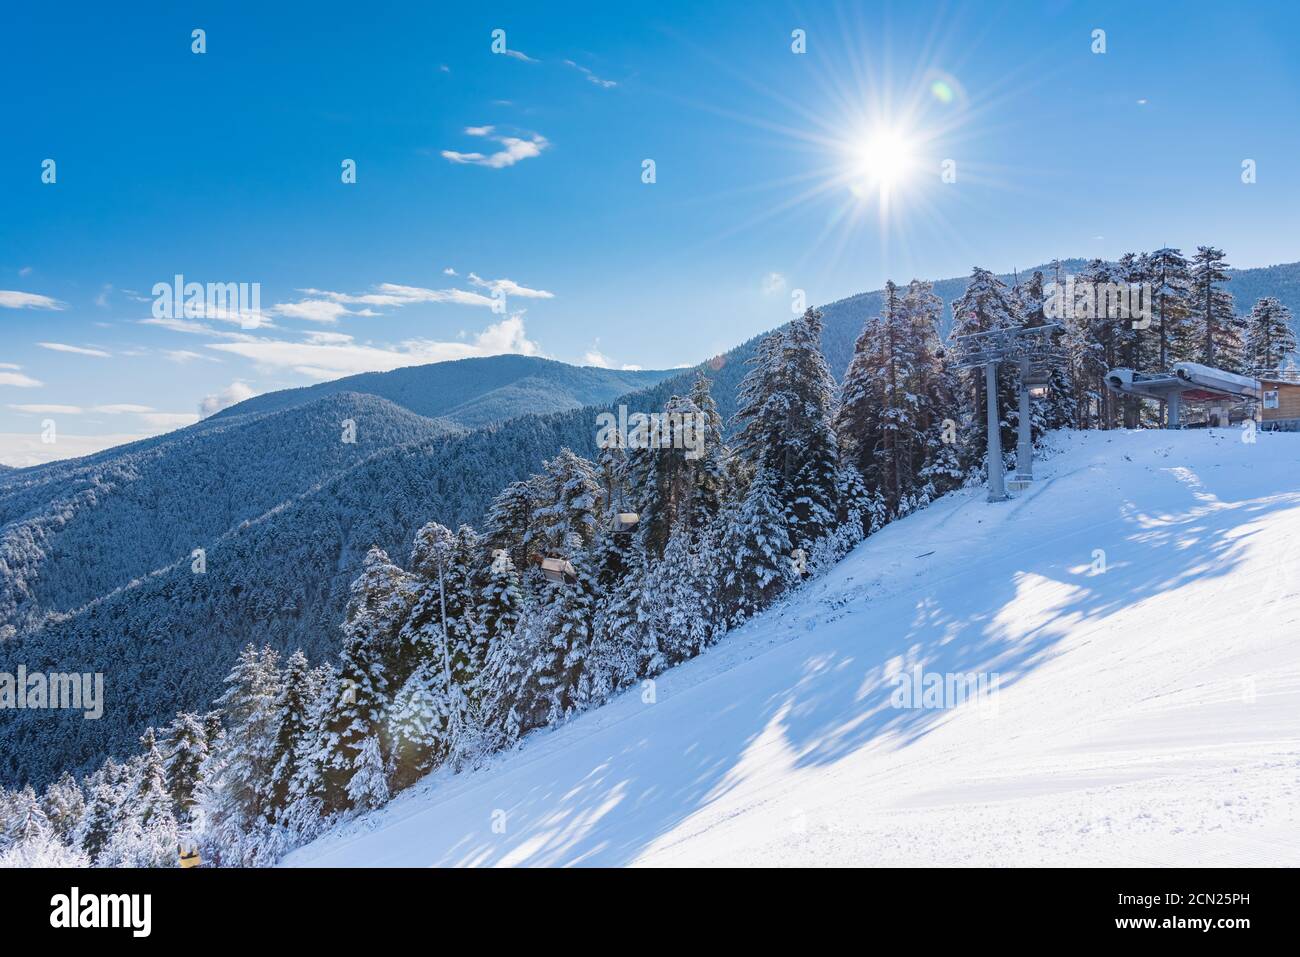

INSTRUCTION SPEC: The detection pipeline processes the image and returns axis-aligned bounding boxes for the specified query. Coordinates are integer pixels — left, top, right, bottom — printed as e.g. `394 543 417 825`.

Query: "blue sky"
3 0 1299 464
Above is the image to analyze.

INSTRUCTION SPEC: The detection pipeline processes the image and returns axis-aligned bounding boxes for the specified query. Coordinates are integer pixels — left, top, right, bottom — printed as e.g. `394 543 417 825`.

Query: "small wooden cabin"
1259 373 1300 430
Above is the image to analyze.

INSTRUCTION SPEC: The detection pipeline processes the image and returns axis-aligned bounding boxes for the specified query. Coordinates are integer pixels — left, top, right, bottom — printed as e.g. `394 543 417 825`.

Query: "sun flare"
847 127 918 199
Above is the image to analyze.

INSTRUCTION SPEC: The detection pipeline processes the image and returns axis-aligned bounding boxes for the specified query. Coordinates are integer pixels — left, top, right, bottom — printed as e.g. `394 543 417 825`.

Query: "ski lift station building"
1257 371 1300 430
1105 362 1300 430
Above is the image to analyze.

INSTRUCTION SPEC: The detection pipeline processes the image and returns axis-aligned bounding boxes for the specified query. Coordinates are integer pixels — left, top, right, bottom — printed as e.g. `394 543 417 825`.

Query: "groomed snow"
285 429 1300 867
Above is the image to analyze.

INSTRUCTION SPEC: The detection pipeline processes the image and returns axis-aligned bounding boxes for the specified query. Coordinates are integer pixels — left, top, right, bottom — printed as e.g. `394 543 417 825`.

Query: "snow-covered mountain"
285 429 1300 867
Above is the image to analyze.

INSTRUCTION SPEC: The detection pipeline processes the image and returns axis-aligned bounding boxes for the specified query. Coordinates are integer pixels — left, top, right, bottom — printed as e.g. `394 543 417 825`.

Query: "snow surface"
285 429 1300 867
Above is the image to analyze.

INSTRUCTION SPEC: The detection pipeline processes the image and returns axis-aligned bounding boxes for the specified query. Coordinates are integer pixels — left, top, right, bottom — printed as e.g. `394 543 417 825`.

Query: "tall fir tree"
1189 246 1242 370
1244 297 1296 371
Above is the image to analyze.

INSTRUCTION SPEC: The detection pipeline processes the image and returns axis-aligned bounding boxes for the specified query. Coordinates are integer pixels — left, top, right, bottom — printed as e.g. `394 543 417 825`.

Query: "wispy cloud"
8 403 83 415
441 127 549 169
563 60 617 88
163 350 217 363
0 290 66 310
37 342 112 358
199 381 258 418
139 317 262 341
206 315 539 381
0 365 43 388
467 273 555 299
761 272 787 295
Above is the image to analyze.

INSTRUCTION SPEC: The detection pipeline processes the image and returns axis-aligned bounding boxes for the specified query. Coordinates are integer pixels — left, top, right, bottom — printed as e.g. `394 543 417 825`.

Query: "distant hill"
212 355 674 429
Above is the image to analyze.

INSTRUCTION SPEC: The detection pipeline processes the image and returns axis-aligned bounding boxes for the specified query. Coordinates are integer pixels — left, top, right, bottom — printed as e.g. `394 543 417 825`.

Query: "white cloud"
303 330 355 345
199 381 258 418
441 130 549 169
163 350 215 363
17 267 32 277
8 403 83 414
95 284 113 307
761 272 787 295
0 432 159 468
206 316 539 381
583 349 611 368
139 317 261 341
621 364 643 371
563 60 617 88
272 299 356 324
502 47 537 63
464 126 495 137
0 290 66 310
0 370 43 388
37 342 111 358
468 273 555 299
443 267 457 276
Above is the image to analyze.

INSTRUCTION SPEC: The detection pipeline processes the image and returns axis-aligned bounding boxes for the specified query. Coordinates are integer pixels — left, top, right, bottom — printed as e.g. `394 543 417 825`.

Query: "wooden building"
1258 372 1300 431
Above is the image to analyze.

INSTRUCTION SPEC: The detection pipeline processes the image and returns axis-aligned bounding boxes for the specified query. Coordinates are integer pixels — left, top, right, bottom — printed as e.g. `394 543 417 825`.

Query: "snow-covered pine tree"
1189 246 1243 371
387 661 446 788
402 523 473 769
686 373 729 531
1244 297 1297 371
205 645 282 834
345 735 389 812
163 711 208 825
719 465 793 626
1148 247 1193 371
267 650 314 816
40 772 85 845
75 775 118 863
5 785 49 847
321 547 416 811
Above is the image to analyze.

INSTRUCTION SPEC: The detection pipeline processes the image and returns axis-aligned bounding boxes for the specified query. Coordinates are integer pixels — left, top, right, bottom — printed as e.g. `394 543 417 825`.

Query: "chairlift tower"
950 324 1063 502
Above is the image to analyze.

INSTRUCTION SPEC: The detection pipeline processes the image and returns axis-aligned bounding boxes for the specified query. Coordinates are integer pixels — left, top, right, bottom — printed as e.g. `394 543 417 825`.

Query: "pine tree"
345 736 389 812
719 466 793 625
1148 247 1192 370
206 645 282 831
163 711 208 824
1189 246 1242 370
387 661 446 788
76 776 118 863
268 650 314 816
321 548 416 811
1244 297 1296 371
5 785 49 847
41 772 85 845
734 310 838 549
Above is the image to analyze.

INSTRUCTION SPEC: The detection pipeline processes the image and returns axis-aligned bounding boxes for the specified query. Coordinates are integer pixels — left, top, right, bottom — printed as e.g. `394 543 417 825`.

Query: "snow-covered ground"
285 429 1300 867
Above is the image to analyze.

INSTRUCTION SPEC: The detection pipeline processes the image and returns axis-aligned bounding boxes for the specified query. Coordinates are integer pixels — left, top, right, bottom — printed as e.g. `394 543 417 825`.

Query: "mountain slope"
210 355 674 428
285 429 1300 867
0 392 459 636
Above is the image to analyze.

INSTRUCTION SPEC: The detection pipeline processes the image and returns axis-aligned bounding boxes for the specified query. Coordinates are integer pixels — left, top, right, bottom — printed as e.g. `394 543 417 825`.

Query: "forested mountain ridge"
0 392 460 637
209 355 674 427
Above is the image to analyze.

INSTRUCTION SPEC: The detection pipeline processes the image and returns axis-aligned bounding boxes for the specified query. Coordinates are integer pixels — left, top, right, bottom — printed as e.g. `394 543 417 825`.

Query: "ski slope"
285 429 1300 867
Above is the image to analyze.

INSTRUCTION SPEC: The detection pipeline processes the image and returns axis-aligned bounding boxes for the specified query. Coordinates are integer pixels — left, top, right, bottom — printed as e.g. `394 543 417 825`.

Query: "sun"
847 127 918 200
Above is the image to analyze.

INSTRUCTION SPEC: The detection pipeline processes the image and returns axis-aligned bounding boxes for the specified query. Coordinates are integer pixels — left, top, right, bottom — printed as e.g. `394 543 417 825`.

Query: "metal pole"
985 359 1007 502
1015 359 1032 482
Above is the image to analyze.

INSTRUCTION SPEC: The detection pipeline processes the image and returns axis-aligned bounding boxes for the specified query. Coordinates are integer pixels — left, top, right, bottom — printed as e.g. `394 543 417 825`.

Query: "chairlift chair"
612 511 640 534
539 556 578 586
1023 366 1052 400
